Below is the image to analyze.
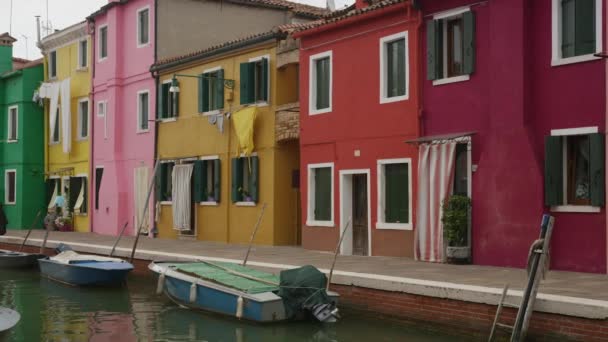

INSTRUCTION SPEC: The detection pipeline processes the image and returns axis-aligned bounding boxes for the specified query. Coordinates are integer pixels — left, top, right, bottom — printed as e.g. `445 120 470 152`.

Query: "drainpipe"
89 19 96 233
605 0 608 275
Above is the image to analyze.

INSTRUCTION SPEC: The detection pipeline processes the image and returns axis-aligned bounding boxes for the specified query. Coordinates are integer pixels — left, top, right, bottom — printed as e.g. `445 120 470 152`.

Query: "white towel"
60 78 72 153
172 164 194 231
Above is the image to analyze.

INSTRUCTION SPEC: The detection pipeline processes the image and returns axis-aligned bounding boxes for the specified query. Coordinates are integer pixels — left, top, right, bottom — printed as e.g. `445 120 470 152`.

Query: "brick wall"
275 102 299 143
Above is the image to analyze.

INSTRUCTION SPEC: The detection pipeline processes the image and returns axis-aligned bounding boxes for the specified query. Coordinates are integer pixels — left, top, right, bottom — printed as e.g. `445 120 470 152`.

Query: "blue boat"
38 250 133 286
149 261 340 323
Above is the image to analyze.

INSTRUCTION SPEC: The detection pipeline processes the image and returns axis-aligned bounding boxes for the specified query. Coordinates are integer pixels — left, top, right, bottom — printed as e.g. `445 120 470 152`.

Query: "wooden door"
352 174 368 256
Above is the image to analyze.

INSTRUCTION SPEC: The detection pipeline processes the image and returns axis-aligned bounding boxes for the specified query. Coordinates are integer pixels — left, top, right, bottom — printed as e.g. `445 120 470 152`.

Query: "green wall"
0 63 45 229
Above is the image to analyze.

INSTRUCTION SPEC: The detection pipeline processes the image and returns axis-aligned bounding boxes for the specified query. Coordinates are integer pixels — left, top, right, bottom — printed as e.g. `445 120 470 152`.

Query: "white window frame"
77 39 88 70
4 169 16 205
48 50 57 79
202 66 223 116
308 50 333 115
550 126 601 213
380 31 409 104
306 162 335 227
136 6 151 48
199 155 220 206
551 0 603 67
7 105 18 143
248 55 271 107
376 158 413 230
97 100 108 139
431 6 472 86
136 90 150 133
50 105 60 145
98 24 108 62
77 98 89 140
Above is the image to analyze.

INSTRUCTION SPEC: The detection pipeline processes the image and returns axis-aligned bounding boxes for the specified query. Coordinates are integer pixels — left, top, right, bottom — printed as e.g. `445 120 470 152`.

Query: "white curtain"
60 78 72 153
134 166 150 234
415 142 457 262
172 164 193 231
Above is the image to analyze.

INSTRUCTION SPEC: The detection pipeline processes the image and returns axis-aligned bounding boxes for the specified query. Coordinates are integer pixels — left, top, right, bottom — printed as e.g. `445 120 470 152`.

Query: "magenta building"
416 0 607 273
88 0 156 236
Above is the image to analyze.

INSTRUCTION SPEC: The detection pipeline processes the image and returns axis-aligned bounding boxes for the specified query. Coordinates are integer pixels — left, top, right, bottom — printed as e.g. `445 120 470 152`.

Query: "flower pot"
446 246 470 264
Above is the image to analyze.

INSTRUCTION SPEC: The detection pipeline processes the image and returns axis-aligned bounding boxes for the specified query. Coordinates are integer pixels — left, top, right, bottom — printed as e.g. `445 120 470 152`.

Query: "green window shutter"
240 62 255 105
82 178 88 214
199 74 210 113
589 133 605 206
214 159 221 203
158 82 166 119
193 160 205 202
156 164 163 202
574 0 596 56
385 164 408 223
68 177 82 213
314 168 331 221
316 58 330 109
250 156 259 203
427 20 441 80
544 136 564 206
173 81 180 117
216 69 225 109
562 0 576 58
261 58 269 102
231 158 243 202
463 11 476 75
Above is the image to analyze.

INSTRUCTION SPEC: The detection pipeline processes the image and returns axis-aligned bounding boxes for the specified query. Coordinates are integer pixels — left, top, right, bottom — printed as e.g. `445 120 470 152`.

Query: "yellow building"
39 22 91 232
151 27 301 245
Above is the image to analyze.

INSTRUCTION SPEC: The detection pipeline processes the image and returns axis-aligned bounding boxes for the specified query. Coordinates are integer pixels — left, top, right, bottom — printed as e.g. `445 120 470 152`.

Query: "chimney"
0 33 17 74
36 16 42 45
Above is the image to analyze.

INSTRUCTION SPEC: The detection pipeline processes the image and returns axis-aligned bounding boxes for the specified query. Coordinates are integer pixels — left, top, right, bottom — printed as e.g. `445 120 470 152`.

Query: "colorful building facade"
88 0 156 236
295 0 422 256
416 0 607 273
39 22 92 232
0 33 45 229
151 27 301 245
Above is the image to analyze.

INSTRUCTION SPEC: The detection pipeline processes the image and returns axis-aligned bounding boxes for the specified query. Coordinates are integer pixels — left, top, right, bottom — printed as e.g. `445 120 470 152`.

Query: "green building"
0 33 45 229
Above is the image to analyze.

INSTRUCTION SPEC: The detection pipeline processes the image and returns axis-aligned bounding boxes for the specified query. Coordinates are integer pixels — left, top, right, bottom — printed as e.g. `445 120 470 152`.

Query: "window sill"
74 212 88 216
306 220 334 227
136 129 150 134
376 222 412 230
309 107 332 116
200 201 219 206
255 101 269 108
76 67 89 72
432 75 470 86
48 76 57 82
380 94 409 104
160 201 172 205
551 54 601 67
550 205 601 213
98 57 108 63
7 140 17 144
236 202 256 207
137 42 150 49
5 202 15 206
77 137 88 141
49 141 60 146
160 118 177 123
202 110 221 117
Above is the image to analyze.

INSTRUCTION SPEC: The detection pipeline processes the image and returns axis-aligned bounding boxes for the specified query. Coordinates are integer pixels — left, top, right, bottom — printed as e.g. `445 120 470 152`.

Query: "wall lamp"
169 73 236 93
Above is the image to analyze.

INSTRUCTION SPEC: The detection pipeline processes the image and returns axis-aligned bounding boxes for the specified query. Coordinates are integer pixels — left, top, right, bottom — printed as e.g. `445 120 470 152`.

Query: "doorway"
339 170 371 256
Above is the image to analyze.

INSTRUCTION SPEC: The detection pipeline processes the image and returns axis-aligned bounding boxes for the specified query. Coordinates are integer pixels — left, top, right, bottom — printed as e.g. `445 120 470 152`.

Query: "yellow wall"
43 37 91 232
157 43 300 245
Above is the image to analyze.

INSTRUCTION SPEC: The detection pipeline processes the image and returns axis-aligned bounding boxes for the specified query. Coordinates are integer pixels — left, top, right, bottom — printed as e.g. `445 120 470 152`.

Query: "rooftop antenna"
9 0 13 35
21 34 29 59
326 0 336 11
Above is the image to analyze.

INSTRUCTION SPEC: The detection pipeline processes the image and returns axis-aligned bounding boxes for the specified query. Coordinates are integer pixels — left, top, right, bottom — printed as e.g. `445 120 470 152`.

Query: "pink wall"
90 0 156 236
420 0 606 273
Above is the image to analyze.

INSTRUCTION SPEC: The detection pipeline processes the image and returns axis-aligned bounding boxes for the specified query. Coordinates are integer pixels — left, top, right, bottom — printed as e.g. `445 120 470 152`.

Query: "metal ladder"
488 214 555 342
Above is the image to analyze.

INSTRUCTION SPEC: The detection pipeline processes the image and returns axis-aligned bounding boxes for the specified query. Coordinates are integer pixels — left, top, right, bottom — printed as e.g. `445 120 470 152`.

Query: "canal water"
1 269 471 341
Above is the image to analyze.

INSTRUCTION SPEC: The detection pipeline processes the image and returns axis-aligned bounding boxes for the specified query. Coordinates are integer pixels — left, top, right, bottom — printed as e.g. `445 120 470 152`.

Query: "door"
351 174 368 256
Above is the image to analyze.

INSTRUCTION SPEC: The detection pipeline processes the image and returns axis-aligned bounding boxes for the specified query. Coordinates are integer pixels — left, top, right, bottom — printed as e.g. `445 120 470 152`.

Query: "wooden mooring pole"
242 203 267 266
327 217 352 291
109 221 129 257
19 210 42 252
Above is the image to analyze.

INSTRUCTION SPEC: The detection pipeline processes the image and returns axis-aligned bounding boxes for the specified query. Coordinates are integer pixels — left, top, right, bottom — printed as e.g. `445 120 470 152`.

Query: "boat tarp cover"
173 262 280 294
51 251 127 264
277 265 330 319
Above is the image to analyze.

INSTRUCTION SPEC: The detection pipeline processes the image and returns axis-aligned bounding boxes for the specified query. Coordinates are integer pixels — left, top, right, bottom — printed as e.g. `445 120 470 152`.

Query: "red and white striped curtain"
415 142 457 262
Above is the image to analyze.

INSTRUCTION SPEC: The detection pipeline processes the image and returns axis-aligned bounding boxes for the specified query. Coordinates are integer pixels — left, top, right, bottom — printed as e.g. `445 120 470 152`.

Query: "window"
309 51 332 115
427 8 475 84
552 0 602 65
158 162 175 202
78 39 88 69
137 91 149 132
199 68 225 114
97 101 106 117
380 32 408 103
95 167 103 210
99 25 108 60
69 176 87 214
77 99 89 139
307 163 333 226
231 156 259 204
50 106 60 144
7 106 17 142
5 170 16 205
137 7 150 47
453 143 470 196
240 57 269 105
545 127 604 211
377 159 412 229
193 158 221 204
49 50 57 79
159 81 177 119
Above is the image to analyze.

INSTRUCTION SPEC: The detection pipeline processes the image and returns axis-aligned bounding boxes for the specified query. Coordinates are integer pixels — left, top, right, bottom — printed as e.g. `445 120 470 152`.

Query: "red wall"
420 0 606 273
298 5 422 257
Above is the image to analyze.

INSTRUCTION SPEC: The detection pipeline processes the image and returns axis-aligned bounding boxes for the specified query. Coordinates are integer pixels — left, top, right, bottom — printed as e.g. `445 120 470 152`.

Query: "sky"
0 0 354 60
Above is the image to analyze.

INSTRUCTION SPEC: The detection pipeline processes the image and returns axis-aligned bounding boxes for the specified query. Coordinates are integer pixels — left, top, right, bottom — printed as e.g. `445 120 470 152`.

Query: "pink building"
88 0 156 236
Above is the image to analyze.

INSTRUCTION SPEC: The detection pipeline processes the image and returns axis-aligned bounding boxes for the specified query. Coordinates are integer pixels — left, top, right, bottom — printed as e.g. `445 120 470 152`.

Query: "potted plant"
55 215 73 232
442 195 471 264
239 187 252 202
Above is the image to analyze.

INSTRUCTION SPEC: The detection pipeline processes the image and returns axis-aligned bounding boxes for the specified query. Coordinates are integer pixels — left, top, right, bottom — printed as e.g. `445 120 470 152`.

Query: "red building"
295 0 421 257
416 0 607 273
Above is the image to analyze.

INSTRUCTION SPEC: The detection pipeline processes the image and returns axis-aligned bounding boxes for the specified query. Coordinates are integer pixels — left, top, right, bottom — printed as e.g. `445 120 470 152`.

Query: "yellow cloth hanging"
232 106 257 156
